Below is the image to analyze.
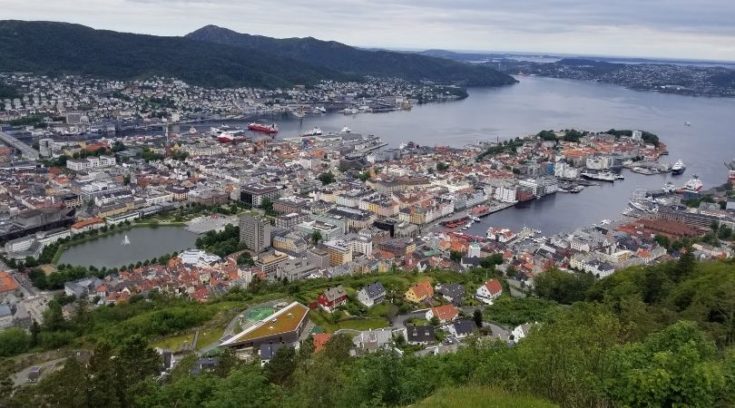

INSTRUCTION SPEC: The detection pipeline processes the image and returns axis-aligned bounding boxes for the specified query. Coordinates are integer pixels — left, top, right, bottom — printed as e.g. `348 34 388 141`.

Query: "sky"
4 0 735 61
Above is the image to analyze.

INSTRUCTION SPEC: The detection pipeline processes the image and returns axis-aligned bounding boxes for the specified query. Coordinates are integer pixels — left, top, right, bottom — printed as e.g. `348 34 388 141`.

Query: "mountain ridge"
0 20 352 88
186 25 517 87
0 20 517 89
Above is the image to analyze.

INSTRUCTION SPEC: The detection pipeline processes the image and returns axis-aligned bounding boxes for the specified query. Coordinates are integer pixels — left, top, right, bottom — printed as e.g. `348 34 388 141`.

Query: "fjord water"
276 76 735 234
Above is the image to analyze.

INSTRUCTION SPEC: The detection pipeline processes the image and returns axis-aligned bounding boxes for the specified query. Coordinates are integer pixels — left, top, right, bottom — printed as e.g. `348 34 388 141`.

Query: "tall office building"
239 214 272 253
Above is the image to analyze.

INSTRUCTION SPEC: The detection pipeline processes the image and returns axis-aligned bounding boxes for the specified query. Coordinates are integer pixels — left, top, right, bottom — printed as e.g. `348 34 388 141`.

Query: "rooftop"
222 302 309 346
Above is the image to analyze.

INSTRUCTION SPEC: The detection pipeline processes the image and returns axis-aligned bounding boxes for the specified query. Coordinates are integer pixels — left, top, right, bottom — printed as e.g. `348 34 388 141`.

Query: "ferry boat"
631 166 656 175
581 171 617 182
677 175 704 193
247 122 279 134
671 160 686 175
302 127 323 137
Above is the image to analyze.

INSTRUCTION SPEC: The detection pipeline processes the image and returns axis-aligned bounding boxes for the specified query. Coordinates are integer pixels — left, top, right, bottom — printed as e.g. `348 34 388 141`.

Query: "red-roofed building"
0 271 20 301
405 280 434 303
425 304 459 323
312 333 332 353
476 279 503 305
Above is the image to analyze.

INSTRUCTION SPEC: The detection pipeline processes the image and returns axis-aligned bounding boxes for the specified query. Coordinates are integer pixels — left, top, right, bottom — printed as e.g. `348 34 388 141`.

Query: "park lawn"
366 302 398 319
335 318 390 331
308 310 389 332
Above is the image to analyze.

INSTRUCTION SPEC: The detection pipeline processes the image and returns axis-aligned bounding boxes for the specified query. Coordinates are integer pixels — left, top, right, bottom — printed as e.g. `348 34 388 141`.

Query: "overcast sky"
4 0 735 60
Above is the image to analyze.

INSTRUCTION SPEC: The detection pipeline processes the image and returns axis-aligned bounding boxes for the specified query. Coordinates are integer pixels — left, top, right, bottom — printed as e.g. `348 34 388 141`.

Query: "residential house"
448 319 478 339
435 283 465 305
352 328 393 353
475 279 503 305
405 280 434 303
425 304 459 324
357 282 386 308
317 285 348 313
405 325 435 345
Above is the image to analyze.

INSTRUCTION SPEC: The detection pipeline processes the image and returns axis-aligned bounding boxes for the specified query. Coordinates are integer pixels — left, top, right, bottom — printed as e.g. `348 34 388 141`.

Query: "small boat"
600 219 611 225
663 182 676 193
340 126 352 134
671 160 686 175
121 235 131 246
684 121 692 127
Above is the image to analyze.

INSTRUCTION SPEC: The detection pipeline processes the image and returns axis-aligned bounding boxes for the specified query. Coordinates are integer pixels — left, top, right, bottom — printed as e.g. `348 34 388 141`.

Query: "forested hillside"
3 256 735 407
0 21 348 89
186 25 517 87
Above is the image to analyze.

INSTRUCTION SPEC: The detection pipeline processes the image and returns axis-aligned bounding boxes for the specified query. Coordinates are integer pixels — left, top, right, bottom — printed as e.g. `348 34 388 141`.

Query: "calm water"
201 76 735 234
58 226 197 268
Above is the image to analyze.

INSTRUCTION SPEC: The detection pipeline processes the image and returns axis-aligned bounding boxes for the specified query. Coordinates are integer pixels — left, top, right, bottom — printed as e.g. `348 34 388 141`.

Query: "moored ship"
580 171 617 182
248 122 279 134
671 160 686 175
676 175 703 193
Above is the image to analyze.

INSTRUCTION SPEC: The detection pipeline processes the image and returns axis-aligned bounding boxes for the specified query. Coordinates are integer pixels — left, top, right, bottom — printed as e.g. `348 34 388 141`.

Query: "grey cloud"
4 0 735 59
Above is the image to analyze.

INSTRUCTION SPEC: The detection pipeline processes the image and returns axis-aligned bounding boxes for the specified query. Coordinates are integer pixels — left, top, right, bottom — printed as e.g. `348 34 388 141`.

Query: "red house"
317 285 348 313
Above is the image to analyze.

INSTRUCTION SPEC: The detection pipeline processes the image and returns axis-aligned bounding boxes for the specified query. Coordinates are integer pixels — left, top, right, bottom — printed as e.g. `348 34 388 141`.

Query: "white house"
475 279 503 305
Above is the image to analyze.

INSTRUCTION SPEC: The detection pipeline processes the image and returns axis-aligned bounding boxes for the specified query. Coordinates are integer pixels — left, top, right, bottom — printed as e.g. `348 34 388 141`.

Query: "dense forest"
0 21 349 89
2 255 735 407
186 25 517 87
0 21 516 89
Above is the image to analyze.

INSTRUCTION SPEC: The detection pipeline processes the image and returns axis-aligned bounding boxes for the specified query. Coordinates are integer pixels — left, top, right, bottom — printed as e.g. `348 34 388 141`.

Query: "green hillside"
0 20 349 88
4 255 735 407
186 25 518 87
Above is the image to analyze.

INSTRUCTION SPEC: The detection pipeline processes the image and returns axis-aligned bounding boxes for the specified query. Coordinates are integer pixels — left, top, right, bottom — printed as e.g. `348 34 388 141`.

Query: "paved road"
12 358 65 386
390 309 428 329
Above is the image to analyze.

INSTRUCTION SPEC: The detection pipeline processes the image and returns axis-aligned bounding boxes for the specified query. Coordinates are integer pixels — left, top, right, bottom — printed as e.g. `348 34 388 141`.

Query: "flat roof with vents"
222 302 309 347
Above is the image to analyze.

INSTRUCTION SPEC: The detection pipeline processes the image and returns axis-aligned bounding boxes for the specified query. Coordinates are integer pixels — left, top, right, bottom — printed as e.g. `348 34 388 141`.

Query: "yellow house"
405 280 434 303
